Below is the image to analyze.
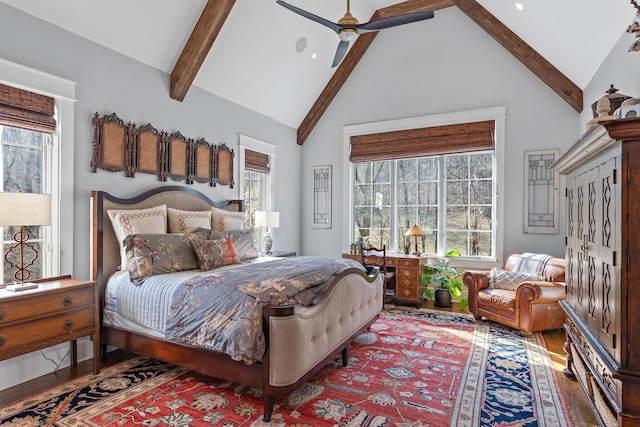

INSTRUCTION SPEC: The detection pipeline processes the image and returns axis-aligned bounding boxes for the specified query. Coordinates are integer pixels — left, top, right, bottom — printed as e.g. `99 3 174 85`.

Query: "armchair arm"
516 281 566 304
462 270 490 315
462 270 491 293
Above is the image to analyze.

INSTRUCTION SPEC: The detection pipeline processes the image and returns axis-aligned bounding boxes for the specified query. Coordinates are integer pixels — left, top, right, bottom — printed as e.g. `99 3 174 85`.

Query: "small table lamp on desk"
255 211 280 255
0 191 52 291
405 224 424 255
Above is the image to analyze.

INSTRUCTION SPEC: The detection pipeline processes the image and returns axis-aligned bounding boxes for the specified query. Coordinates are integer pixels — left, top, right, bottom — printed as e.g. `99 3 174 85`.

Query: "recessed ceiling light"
515 2 524 11
311 52 317 60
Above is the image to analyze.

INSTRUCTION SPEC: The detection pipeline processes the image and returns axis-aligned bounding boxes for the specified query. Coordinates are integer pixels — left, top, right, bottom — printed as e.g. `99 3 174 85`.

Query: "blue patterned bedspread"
166 256 365 363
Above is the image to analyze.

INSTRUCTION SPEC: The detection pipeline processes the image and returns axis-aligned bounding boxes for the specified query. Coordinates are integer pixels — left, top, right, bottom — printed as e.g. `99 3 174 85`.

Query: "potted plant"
421 250 468 308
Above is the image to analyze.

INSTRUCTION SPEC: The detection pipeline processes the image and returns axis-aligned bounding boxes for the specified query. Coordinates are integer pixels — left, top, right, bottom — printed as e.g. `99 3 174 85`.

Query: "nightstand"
0 275 100 374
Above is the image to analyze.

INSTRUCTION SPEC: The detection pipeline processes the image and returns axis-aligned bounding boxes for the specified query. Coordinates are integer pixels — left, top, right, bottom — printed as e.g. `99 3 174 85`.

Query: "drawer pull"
0 336 4 346
64 320 72 329
64 297 72 306
0 310 3 320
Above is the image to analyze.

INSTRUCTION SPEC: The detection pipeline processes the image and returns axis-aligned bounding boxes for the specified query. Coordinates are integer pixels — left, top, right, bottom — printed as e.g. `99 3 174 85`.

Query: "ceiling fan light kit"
277 0 435 67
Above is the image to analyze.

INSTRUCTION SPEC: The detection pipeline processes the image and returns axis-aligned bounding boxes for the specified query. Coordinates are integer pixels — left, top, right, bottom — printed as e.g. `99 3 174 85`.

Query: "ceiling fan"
276 0 435 67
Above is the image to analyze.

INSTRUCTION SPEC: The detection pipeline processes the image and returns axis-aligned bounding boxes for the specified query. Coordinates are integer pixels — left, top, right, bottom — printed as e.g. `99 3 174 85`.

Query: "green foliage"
421 250 468 309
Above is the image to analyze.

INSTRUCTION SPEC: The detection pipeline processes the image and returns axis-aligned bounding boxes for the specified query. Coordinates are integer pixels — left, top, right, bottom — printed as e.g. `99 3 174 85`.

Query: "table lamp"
0 191 51 289
404 224 424 255
255 211 280 255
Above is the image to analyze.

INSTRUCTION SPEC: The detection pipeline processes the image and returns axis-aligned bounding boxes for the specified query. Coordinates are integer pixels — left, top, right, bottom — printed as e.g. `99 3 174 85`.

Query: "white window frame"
343 107 506 269
0 58 76 278
238 134 276 211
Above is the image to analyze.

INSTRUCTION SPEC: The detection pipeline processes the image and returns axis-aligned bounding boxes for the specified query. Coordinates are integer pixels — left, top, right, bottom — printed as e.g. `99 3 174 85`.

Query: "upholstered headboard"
91 185 243 305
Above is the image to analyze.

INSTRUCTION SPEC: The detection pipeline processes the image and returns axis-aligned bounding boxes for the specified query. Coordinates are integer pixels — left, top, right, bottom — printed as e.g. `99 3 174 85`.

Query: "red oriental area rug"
0 308 572 426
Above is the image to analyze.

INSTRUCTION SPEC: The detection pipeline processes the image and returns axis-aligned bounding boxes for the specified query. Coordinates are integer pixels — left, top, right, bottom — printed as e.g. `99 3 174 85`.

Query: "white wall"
300 7 580 261
0 2 300 389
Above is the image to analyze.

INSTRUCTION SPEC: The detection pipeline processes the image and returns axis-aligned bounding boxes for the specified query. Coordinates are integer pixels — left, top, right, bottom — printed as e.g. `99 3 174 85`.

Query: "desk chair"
360 244 395 304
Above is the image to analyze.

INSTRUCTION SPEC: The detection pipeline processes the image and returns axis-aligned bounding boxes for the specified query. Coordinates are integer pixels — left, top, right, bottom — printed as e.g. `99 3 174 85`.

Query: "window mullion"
438 156 446 255
390 160 397 253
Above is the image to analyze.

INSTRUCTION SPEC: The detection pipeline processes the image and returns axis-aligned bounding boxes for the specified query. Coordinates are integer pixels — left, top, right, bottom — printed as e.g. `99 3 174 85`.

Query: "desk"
342 252 424 307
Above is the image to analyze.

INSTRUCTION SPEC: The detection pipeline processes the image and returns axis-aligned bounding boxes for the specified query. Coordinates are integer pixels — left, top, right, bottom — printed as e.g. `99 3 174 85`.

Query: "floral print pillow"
226 229 259 260
124 233 199 283
192 237 241 271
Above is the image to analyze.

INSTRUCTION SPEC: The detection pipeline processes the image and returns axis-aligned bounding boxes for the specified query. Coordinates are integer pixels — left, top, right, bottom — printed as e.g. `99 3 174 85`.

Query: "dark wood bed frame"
91 185 382 421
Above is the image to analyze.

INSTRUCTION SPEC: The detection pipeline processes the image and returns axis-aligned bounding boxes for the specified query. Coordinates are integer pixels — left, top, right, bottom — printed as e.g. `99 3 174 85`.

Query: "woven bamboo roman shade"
0 84 57 133
349 120 495 163
245 149 270 173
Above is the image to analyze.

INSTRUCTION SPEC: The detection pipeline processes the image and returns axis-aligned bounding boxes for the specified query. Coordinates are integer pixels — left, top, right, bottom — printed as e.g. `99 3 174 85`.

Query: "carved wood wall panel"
133 123 162 177
90 112 234 187
215 144 234 187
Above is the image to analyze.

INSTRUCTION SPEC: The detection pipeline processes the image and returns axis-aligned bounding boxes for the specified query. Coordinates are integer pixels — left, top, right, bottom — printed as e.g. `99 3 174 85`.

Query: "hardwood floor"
0 304 598 426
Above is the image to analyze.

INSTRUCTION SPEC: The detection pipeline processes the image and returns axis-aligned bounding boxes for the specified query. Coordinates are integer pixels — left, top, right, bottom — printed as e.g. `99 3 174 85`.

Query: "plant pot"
434 288 452 307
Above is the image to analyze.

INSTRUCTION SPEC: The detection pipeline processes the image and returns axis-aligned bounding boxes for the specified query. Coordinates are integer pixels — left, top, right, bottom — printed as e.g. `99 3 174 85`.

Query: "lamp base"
262 233 274 255
5 282 39 292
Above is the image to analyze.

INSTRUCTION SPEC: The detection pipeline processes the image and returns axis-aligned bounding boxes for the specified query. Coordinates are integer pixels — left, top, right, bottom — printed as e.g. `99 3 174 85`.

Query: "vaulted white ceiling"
1 0 635 128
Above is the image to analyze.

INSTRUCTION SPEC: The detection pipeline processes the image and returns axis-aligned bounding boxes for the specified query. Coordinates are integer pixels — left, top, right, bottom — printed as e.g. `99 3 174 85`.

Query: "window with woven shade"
0 83 57 134
244 149 270 173
0 73 69 284
350 120 497 259
349 120 494 163
239 137 276 252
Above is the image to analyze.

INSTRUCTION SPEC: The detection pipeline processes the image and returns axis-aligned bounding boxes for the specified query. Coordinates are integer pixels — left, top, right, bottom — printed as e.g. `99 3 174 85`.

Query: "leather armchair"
462 253 566 333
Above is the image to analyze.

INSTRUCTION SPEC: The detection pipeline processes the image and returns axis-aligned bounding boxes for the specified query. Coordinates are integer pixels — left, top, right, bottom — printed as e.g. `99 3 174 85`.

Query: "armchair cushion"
489 268 542 291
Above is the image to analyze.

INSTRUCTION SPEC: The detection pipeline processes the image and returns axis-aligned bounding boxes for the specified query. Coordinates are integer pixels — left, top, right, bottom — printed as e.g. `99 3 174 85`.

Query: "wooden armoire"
555 117 640 426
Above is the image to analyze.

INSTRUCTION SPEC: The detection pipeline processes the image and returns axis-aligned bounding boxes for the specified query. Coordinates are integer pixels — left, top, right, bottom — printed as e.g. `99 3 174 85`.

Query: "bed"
91 185 383 421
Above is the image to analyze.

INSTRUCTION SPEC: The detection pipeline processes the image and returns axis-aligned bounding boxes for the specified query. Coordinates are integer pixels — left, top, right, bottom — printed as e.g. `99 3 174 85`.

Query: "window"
353 151 494 257
244 170 265 230
345 108 505 261
238 135 276 250
0 58 76 283
1 126 51 282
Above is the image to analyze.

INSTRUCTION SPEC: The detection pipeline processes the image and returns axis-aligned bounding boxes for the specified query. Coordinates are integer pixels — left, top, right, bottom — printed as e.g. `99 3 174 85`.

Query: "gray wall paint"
300 7 580 261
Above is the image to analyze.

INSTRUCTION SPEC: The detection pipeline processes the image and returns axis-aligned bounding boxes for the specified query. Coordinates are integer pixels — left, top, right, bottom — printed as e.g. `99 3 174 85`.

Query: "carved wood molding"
90 112 234 188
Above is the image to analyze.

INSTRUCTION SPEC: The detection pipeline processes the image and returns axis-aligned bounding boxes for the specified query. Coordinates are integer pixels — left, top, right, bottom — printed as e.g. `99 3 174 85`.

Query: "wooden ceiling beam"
454 0 582 112
297 0 455 145
170 0 236 102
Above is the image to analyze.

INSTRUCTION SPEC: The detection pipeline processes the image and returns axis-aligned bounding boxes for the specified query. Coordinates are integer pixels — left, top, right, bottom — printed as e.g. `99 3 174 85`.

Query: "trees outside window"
1 126 50 282
352 151 494 257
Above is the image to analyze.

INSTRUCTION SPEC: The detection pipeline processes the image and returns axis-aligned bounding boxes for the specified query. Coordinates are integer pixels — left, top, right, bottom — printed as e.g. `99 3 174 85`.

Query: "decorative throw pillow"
489 268 542 291
226 229 259 261
211 206 244 231
184 227 224 248
124 233 199 283
167 207 211 233
108 204 167 269
192 236 241 271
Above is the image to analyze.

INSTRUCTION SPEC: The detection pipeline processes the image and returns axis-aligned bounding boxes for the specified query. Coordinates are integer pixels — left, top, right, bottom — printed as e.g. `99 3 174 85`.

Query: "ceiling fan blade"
276 1 341 34
332 40 349 68
356 10 434 32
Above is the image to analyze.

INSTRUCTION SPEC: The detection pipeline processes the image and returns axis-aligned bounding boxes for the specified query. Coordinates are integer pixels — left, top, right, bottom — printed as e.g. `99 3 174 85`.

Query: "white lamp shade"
0 192 52 226
255 211 280 229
